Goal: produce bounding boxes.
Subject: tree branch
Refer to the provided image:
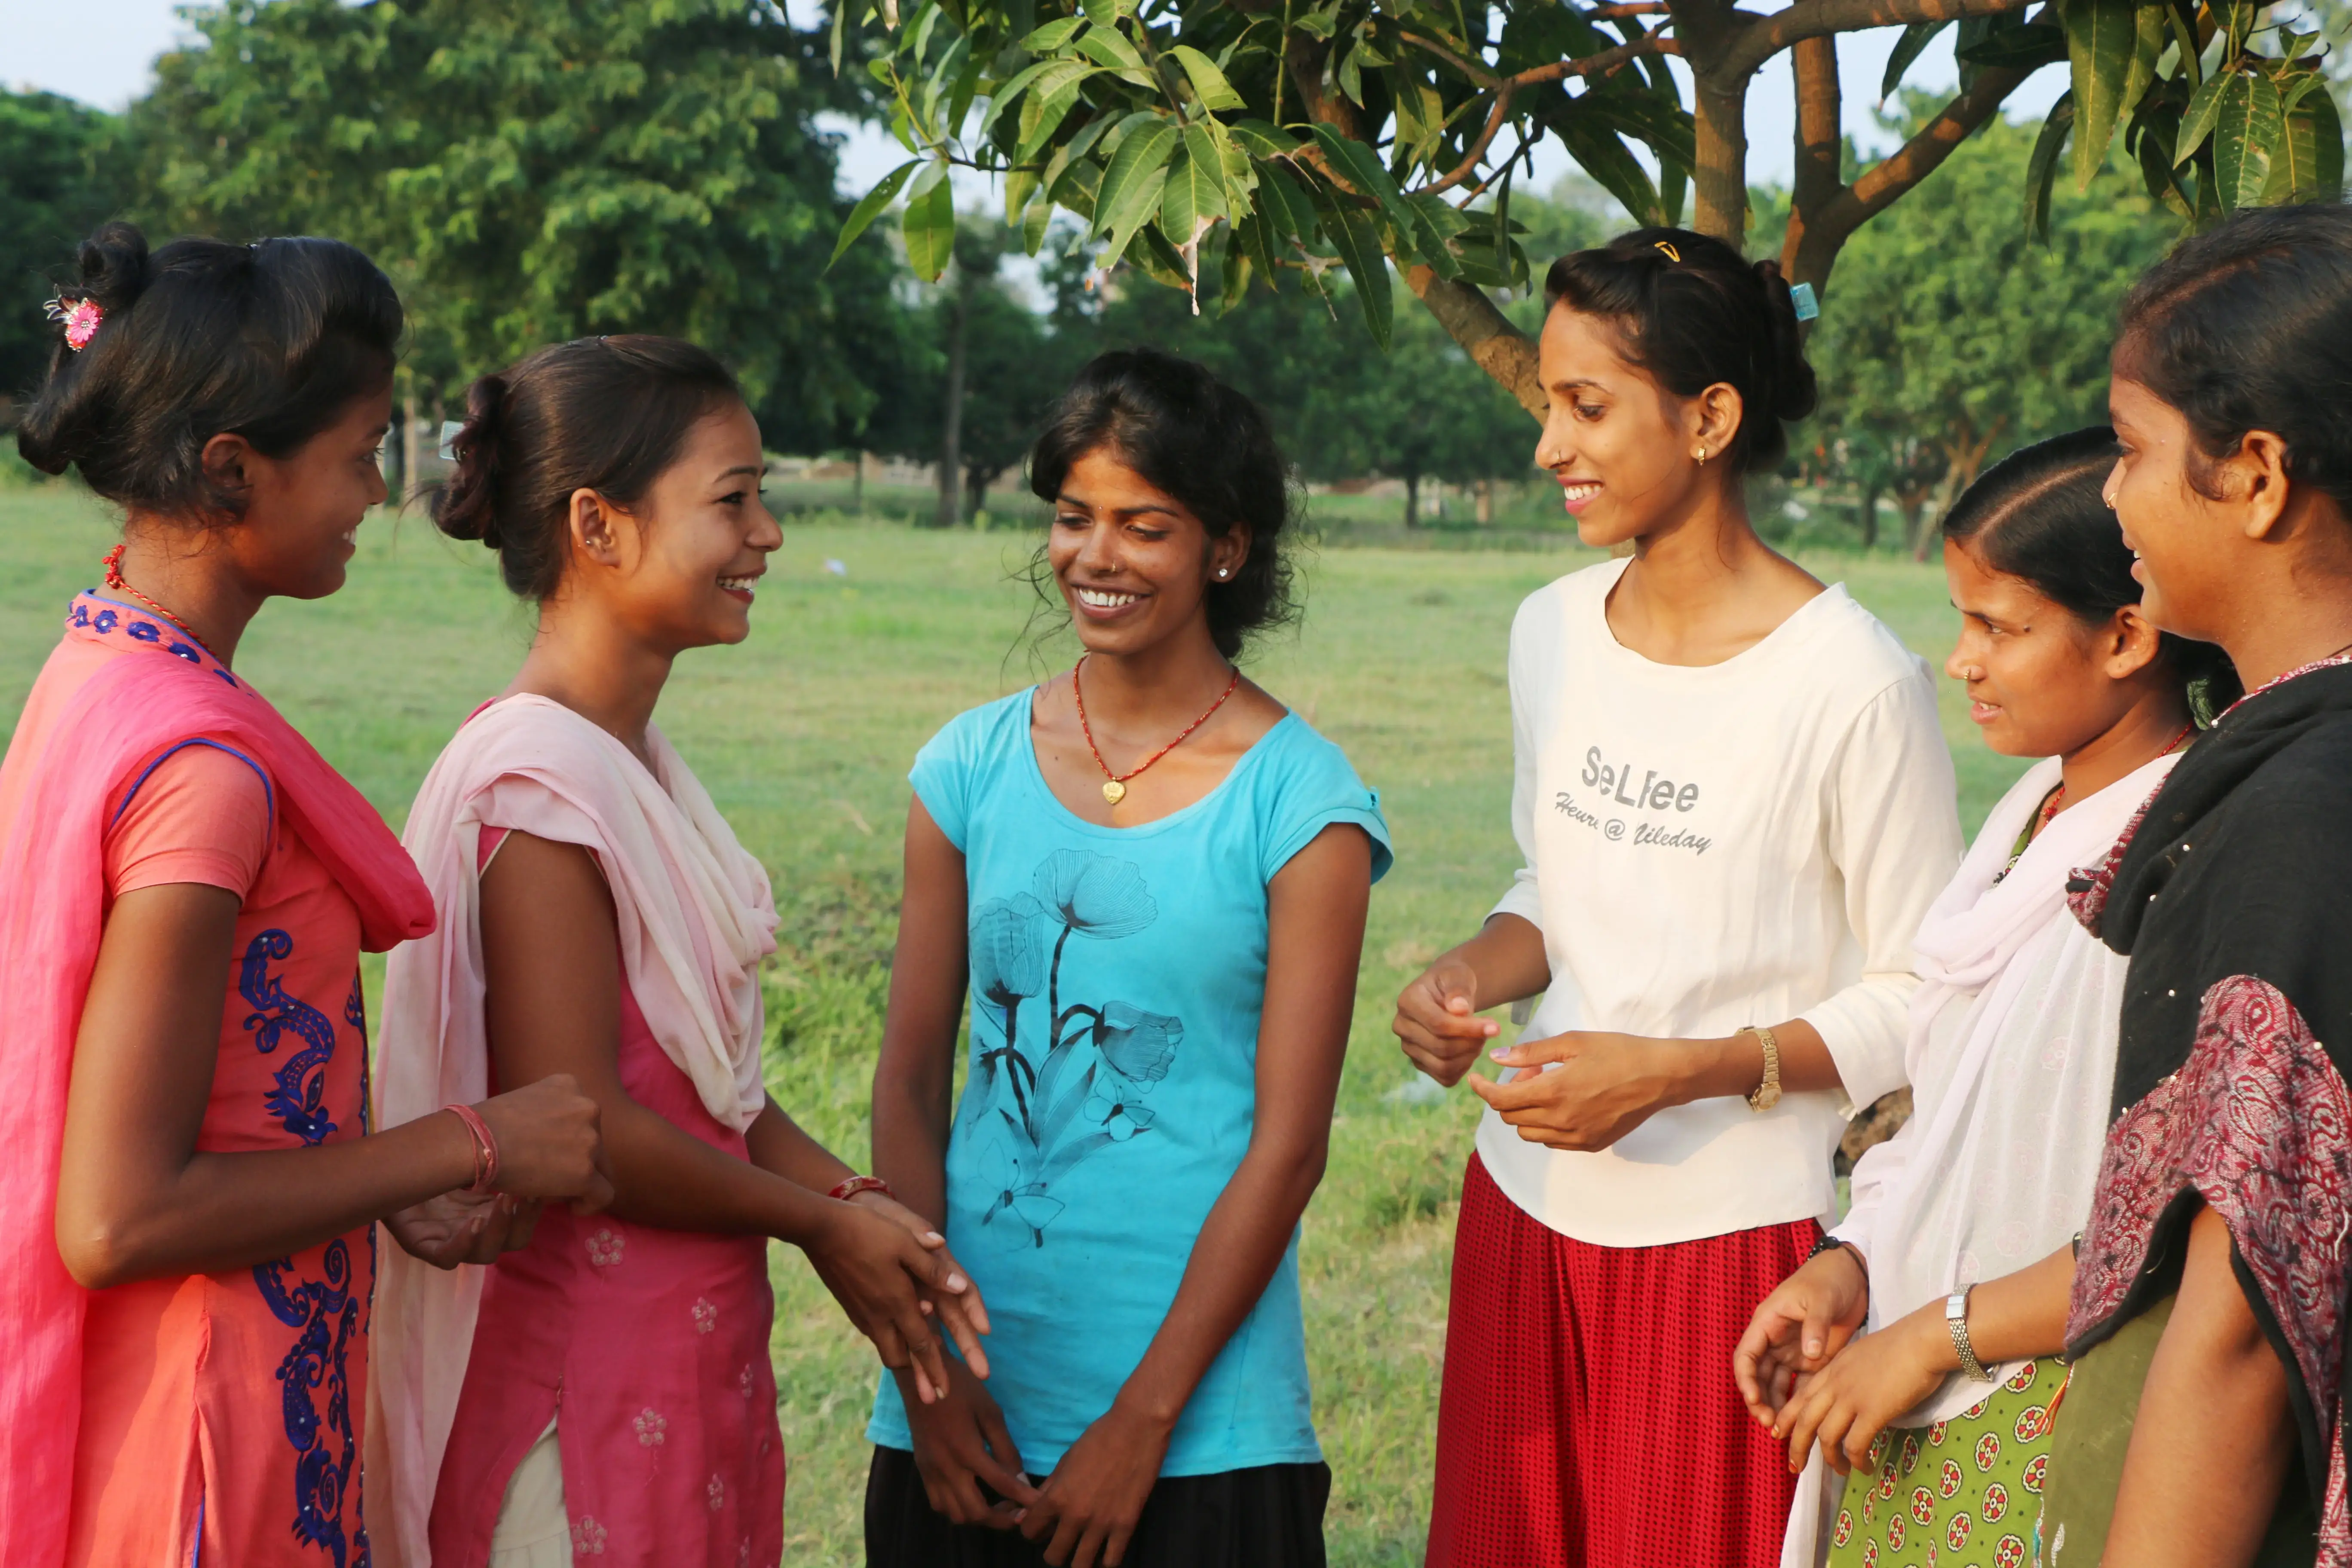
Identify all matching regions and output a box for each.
[1781,49,2034,287]
[1420,82,1518,193]
[1507,33,1681,86]
[1712,0,2026,84]
[1405,267,1545,419]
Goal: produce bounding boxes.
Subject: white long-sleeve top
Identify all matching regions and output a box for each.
[1476,558,1963,1246]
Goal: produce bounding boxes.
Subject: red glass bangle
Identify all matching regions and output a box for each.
[444,1102,500,1194]
[827,1175,892,1203]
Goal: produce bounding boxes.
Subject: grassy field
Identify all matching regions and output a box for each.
[0,484,2026,1565]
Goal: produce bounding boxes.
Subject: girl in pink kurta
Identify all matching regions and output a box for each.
[0,225,609,1568]
[373,336,991,1568]
[422,821,789,1568]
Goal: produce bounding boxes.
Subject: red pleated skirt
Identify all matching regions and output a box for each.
[1425,1153,1816,1568]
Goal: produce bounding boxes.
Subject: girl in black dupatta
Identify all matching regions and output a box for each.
[2040,205,2352,1568]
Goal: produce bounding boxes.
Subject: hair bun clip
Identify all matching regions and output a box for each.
[43,296,103,352]
[438,420,466,462]
[1652,240,1681,263]
[1789,282,1820,322]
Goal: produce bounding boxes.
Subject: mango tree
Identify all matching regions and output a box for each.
[832,0,2341,418]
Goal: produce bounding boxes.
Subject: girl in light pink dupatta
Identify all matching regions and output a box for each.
[371,337,990,1568]
[0,224,609,1568]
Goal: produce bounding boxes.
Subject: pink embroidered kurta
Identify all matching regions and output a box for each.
[0,592,434,1568]
[425,830,783,1568]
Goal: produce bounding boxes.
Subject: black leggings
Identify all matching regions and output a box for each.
[864,1444,1330,1568]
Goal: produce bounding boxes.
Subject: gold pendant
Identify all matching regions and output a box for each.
[1102,779,1127,804]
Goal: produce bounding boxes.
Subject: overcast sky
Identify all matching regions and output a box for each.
[3,0,2068,209]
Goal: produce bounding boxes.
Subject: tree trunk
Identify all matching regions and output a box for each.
[400,387,422,508]
[936,289,967,530]
[854,449,867,512]
[1856,484,1880,550]
[1403,474,1421,529]
[1689,72,1752,245]
[1405,268,1543,419]
[1476,478,1494,525]
[965,462,991,524]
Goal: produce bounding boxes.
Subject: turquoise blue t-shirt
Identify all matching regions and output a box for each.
[867,689,1391,1478]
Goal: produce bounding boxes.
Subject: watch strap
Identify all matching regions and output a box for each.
[1946,1288,1994,1382]
[1743,1024,1782,1112]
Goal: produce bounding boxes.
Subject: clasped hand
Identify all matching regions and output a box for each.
[1468,1030,1690,1152]
[1732,1248,1952,1476]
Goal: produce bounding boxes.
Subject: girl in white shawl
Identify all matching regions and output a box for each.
[370,338,987,1568]
[1733,429,2238,1568]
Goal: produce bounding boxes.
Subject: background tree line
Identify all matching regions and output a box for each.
[0,0,2308,542]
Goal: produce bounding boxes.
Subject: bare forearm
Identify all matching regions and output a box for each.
[1951,1244,2075,1363]
[2104,1204,2296,1567]
[60,1111,478,1288]
[1663,1017,1843,1101]
[598,1094,836,1244]
[744,1096,857,1194]
[870,1069,953,1228]
[1447,913,1552,1011]
[1114,1141,1327,1429]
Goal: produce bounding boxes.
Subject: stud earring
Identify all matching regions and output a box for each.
[1216,568,1230,579]
[1695,448,1709,466]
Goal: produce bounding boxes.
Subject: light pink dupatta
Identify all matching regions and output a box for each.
[368,695,776,1567]
[0,598,434,1568]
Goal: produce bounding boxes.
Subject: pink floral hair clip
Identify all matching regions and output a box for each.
[43,296,104,352]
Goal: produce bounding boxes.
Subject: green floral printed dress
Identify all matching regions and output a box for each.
[1824,1358,2067,1568]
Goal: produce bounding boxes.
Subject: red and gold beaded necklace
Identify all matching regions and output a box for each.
[1071,655,1242,805]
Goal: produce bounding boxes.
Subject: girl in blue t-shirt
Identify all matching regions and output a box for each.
[865,348,1390,1568]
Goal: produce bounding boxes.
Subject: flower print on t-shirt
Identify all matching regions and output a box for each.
[966,848,1184,1246]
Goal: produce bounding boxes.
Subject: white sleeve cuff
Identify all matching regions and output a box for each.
[1488,872,1543,930]
[1798,973,1917,1118]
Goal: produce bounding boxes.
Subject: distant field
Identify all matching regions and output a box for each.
[0,485,2024,1565]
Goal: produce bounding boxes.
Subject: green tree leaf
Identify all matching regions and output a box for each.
[1881,21,1950,103]
[1322,197,1392,348]
[2065,0,2138,190]
[2174,69,2230,164]
[2026,91,2075,240]
[1022,16,1084,51]
[2311,89,2345,199]
[1092,114,1180,243]
[1167,44,1246,111]
[1159,129,1229,245]
[903,162,958,280]
[2210,70,2282,210]
[833,158,922,267]
[2120,2,2167,122]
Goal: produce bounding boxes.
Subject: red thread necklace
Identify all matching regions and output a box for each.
[1071,655,1241,805]
[103,544,221,664]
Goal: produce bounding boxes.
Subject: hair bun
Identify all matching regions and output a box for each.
[1751,258,1820,425]
[75,221,153,314]
[430,375,508,547]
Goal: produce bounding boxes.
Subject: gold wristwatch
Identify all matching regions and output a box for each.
[1741,1024,1782,1112]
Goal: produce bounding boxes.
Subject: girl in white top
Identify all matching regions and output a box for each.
[1733,429,2234,1568]
[1393,228,1962,1568]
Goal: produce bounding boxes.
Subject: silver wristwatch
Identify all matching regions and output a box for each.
[1946,1288,1995,1382]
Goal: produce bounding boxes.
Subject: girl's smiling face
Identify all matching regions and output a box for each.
[1942,536,2161,760]
[579,400,781,651]
[1046,446,1246,658]
[2104,376,2242,645]
[199,385,394,600]
[1532,304,1734,550]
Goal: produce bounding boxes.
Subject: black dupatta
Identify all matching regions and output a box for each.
[2064,654,2352,1558]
